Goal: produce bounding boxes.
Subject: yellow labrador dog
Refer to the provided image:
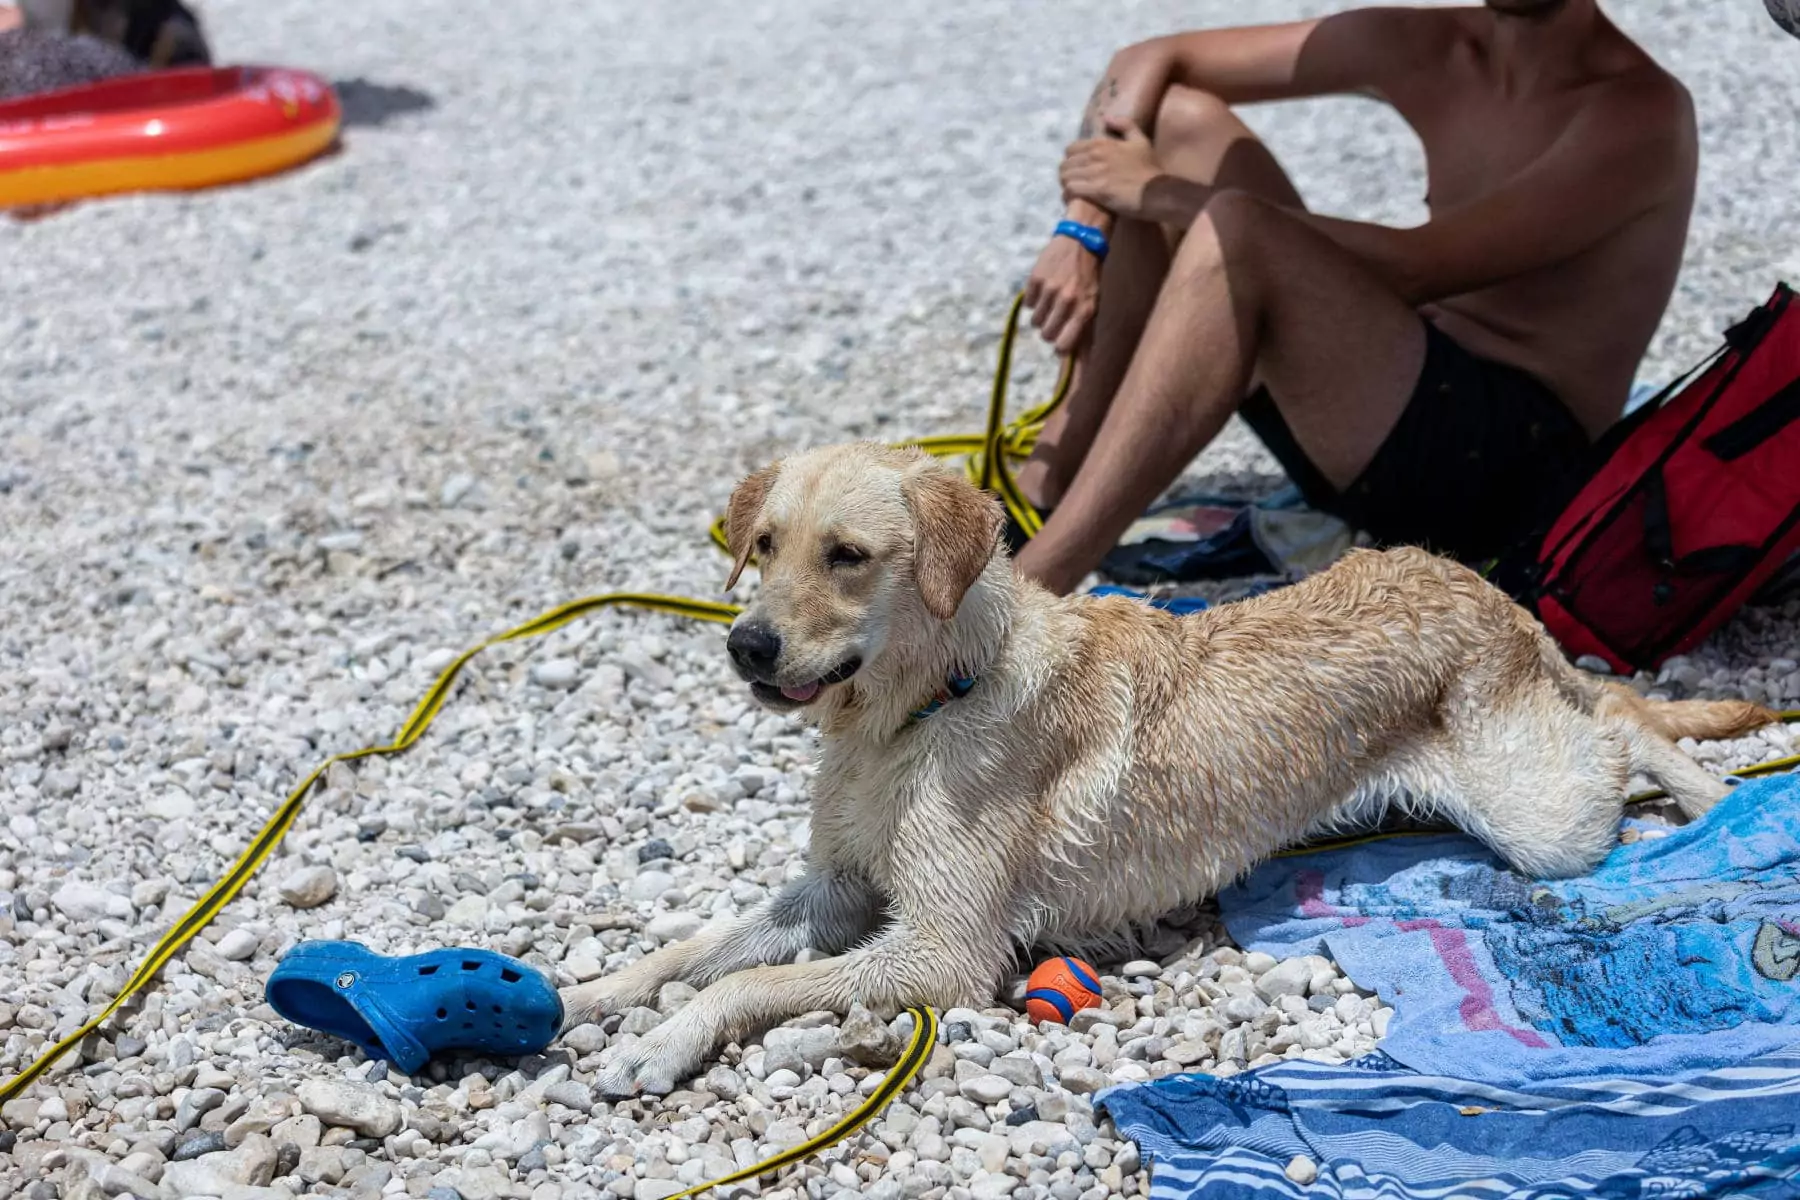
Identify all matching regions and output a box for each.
[570,442,1774,1096]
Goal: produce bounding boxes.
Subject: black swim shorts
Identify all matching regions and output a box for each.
[1239,319,1595,564]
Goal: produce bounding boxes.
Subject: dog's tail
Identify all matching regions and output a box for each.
[1598,682,1780,743]
[1530,620,1780,741]
[1527,615,1779,741]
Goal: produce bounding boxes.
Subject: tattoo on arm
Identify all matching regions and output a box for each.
[1077,75,1118,140]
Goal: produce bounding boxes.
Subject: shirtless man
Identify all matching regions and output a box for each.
[1011,0,1697,595]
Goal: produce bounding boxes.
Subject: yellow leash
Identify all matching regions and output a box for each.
[0,594,745,1104]
[668,1006,940,1200]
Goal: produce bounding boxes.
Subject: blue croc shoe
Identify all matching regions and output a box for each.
[265,941,563,1074]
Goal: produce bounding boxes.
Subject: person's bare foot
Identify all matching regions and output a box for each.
[0,6,23,33]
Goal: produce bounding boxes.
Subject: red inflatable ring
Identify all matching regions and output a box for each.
[0,65,340,208]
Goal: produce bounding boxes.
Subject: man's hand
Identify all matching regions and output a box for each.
[1025,234,1102,354]
[1060,118,1161,220]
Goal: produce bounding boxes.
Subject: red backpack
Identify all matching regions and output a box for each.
[1498,282,1800,675]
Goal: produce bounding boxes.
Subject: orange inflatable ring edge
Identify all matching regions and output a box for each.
[0,64,341,208]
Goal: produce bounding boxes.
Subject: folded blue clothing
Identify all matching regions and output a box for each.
[1216,774,1800,1088]
[1098,1044,1800,1199]
[1085,584,1211,615]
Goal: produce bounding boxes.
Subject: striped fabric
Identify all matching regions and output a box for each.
[1099,1045,1800,1198]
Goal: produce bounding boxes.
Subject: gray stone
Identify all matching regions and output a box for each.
[176,1087,227,1131]
[762,1025,840,1075]
[297,1146,348,1185]
[161,1154,235,1197]
[532,659,581,690]
[296,1080,402,1138]
[562,1023,608,1053]
[989,1055,1042,1088]
[215,928,260,961]
[271,1113,323,1150]
[1056,1067,1111,1095]
[231,1134,279,1187]
[629,871,675,901]
[841,1001,903,1067]
[644,911,702,943]
[703,1066,744,1101]
[1163,1039,1209,1066]
[543,1080,593,1111]
[172,1129,228,1161]
[1255,958,1313,1001]
[1068,1008,1121,1034]
[277,866,338,909]
[52,882,131,922]
[957,1074,1014,1105]
[619,1007,664,1036]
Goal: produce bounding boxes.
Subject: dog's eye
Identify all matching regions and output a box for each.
[827,544,868,568]
[754,533,773,557]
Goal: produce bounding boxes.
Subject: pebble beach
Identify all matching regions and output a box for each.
[4,1,1800,1197]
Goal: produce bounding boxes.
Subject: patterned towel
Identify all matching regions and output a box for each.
[1098,1044,1800,1199]
[1217,775,1800,1087]
[1098,773,1800,1198]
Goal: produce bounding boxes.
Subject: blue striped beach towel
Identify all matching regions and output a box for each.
[1098,1045,1800,1198]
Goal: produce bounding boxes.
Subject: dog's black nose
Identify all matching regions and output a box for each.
[727,622,782,675]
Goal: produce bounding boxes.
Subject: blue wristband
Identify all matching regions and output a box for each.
[1054,219,1109,260]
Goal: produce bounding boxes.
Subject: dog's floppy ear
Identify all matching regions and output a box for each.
[906,467,1002,620]
[723,463,780,591]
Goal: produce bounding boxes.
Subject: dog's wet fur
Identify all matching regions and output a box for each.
[567,441,1777,1095]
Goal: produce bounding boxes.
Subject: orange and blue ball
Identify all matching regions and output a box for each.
[1024,956,1104,1024]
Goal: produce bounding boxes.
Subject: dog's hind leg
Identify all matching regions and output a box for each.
[1516,625,1752,824]
[1395,690,1634,879]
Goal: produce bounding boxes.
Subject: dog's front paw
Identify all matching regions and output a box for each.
[557,984,614,1032]
[593,1035,691,1099]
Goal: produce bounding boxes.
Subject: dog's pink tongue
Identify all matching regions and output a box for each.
[780,681,821,703]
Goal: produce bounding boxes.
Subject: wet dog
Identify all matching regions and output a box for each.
[567,441,1775,1095]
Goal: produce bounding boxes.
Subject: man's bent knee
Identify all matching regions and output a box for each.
[1152,85,1236,153]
